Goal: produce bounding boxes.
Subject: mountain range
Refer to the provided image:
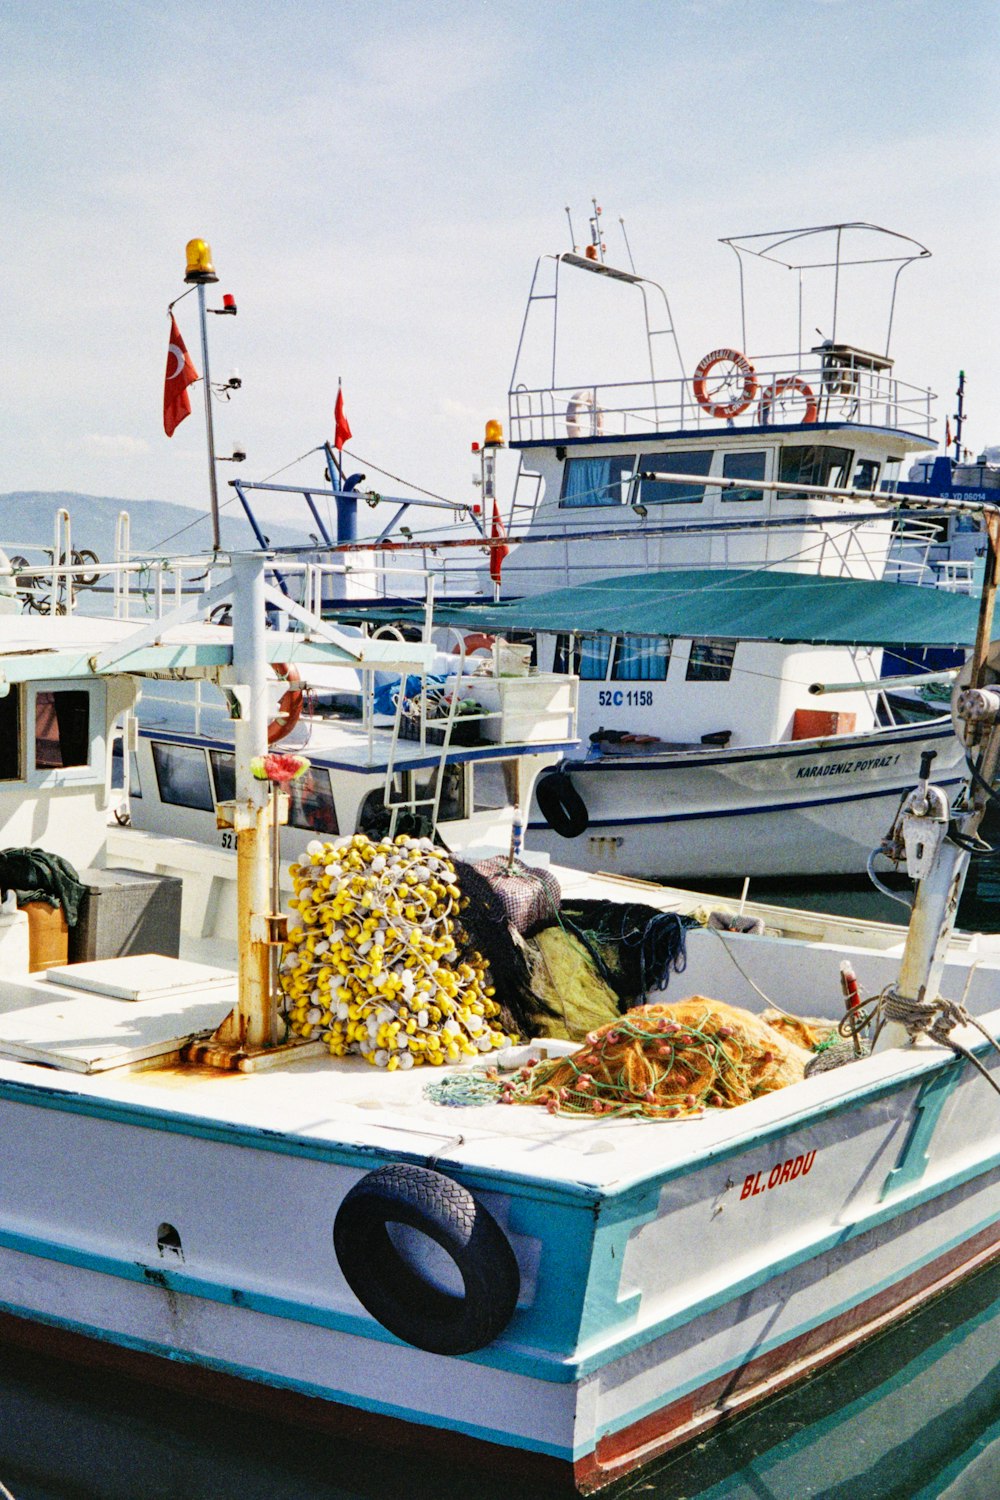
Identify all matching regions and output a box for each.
[0,490,312,565]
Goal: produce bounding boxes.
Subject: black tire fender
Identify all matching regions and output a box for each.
[535,769,589,839]
[333,1163,520,1355]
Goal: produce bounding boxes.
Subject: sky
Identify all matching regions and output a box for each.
[2,0,998,549]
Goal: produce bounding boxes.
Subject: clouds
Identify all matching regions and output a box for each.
[0,0,998,520]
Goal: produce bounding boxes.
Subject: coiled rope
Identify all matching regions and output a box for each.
[852,985,1000,1098]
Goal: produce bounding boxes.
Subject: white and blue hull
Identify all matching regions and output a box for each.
[529,720,965,879]
[1,921,997,1492]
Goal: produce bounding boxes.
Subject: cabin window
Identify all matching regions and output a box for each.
[777,445,853,495]
[560,456,634,507]
[880,458,903,493]
[35,690,89,769]
[151,742,215,812]
[110,738,142,798]
[636,450,713,505]
[209,749,235,804]
[24,680,106,788]
[553,634,611,679]
[721,450,767,502]
[686,640,736,682]
[611,636,671,681]
[288,765,340,834]
[0,689,20,780]
[852,459,880,491]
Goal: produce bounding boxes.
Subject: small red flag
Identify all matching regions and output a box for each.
[489,497,509,586]
[334,385,352,450]
[945,417,953,450]
[163,315,199,437]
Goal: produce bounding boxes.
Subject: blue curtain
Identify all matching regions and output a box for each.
[561,459,623,507]
[613,636,670,681]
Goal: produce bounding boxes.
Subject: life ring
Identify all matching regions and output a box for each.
[333,1164,520,1356]
[535,769,589,839]
[267,662,304,745]
[692,349,758,419]
[452,633,497,657]
[565,391,605,439]
[757,376,818,426]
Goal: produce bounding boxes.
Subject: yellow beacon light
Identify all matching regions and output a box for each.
[184,238,219,284]
[484,418,505,447]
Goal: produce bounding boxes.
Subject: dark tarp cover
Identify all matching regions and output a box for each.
[0,848,85,925]
[411,569,980,648]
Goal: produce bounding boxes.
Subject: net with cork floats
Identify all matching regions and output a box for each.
[427,998,824,1117]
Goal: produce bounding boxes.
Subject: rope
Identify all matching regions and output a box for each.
[875,985,1000,1097]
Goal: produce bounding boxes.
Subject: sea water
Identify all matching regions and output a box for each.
[0,1260,996,1499]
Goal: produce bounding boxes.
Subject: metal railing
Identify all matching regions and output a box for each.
[509,350,935,444]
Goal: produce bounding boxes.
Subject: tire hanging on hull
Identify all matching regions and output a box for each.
[333,1163,520,1355]
[535,770,589,839]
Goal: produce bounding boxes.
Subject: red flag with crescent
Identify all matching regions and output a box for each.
[334,385,352,450]
[489,497,509,585]
[163,315,200,437]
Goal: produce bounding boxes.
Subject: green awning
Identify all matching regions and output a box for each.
[418,569,979,649]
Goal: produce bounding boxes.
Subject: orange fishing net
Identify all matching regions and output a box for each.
[503,997,812,1119]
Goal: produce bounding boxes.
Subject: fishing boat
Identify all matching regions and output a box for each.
[0,525,998,1494]
[472,219,973,878]
[212,219,972,882]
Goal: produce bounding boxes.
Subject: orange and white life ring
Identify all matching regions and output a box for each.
[267,662,304,745]
[692,349,758,419]
[565,391,605,438]
[757,377,819,426]
[452,633,497,657]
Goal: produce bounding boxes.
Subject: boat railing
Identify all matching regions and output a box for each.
[509,351,935,443]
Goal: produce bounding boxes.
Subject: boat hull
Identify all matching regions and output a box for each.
[0,1014,996,1493]
[528,722,964,878]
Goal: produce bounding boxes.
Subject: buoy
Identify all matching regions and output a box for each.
[692,349,758,419]
[267,662,304,745]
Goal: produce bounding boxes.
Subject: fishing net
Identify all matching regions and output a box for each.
[451,858,553,1037]
[279,834,515,1067]
[502,997,813,1118]
[527,899,696,1009]
[526,927,622,1039]
[471,854,561,932]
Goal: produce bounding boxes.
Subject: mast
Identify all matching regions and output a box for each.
[874,509,1000,1050]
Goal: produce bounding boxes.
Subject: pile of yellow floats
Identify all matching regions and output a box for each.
[280,834,514,1068]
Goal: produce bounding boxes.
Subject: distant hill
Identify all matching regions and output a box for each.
[0,491,312,564]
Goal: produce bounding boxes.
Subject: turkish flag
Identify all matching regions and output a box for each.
[334,386,352,450]
[163,316,199,437]
[489,497,509,586]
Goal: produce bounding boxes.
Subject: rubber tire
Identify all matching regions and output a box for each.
[333,1164,520,1355]
[535,770,589,839]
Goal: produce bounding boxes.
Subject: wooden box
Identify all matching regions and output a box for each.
[791,708,857,741]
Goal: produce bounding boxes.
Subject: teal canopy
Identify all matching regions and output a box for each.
[420,569,979,648]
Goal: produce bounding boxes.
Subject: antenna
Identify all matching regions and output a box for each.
[619,216,637,274]
[589,198,606,263]
[564,205,577,252]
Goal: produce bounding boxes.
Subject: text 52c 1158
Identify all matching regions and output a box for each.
[598,689,654,708]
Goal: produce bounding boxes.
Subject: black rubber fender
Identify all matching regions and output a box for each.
[333,1163,520,1355]
[535,769,589,839]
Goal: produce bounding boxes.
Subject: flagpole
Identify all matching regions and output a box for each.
[183,239,223,552]
[197,282,222,551]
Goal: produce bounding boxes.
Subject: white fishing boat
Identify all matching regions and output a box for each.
[462,220,968,879]
[210,221,971,881]
[0,525,998,1494]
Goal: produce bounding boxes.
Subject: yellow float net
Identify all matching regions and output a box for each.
[504,998,813,1119]
[279,834,515,1068]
